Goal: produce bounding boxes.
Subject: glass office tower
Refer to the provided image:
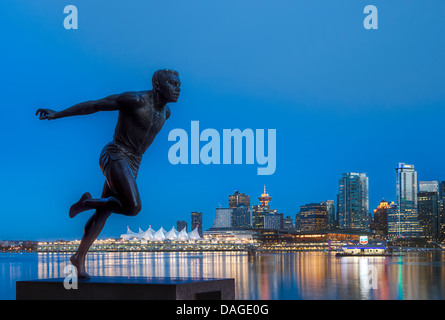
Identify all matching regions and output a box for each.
[418,180,440,239]
[337,173,369,231]
[395,163,421,238]
[298,202,328,232]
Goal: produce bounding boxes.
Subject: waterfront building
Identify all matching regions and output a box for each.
[418,181,440,239]
[298,202,328,232]
[338,245,387,256]
[252,205,267,229]
[337,172,369,231]
[254,230,375,247]
[283,216,294,230]
[372,198,392,237]
[229,191,250,208]
[264,212,283,230]
[418,191,440,240]
[231,203,251,229]
[295,213,301,232]
[203,229,257,242]
[440,181,445,240]
[440,181,445,200]
[387,203,400,238]
[419,181,439,193]
[335,194,340,228]
[323,200,335,229]
[213,206,233,229]
[191,211,203,237]
[395,163,422,238]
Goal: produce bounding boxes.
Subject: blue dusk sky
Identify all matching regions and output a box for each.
[0,1,444,241]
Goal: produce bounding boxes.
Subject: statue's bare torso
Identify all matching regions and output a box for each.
[113,90,170,157]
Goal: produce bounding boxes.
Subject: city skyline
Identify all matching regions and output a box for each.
[209,163,443,235]
[1,1,444,241]
[1,160,444,241]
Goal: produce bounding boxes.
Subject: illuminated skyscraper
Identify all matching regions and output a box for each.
[394,163,421,238]
[323,200,335,229]
[258,185,272,208]
[418,180,440,239]
[229,191,250,209]
[191,211,203,237]
[419,181,439,193]
[439,181,445,200]
[231,204,251,229]
[176,220,188,233]
[387,202,400,238]
[418,191,440,240]
[298,202,328,232]
[252,185,277,229]
[283,216,294,230]
[440,181,445,240]
[264,212,283,230]
[213,205,233,229]
[372,198,392,237]
[337,172,369,231]
[252,206,272,229]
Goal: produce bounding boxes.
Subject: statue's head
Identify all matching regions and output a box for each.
[152,69,181,103]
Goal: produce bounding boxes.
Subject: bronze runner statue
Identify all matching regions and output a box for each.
[35,69,181,279]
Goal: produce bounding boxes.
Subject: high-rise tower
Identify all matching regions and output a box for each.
[394,163,421,238]
[258,185,272,208]
[372,198,392,236]
[191,211,203,237]
[252,185,278,229]
[337,172,369,230]
[229,191,250,209]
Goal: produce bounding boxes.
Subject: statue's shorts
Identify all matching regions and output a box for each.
[99,142,142,180]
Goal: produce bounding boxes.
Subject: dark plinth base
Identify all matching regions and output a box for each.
[16,276,235,300]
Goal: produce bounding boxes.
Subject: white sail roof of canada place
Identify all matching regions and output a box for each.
[188,227,202,240]
[120,227,141,240]
[142,227,155,240]
[153,227,166,240]
[177,228,189,240]
[121,226,202,241]
[165,227,178,240]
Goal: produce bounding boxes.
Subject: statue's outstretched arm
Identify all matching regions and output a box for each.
[36,94,121,120]
[36,91,143,120]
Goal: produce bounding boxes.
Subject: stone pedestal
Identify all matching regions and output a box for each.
[16,276,235,300]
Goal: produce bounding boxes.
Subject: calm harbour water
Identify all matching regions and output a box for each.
[1,251,445,300]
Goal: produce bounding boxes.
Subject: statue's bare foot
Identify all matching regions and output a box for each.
[69,192,92,218]
[70,254,90,280]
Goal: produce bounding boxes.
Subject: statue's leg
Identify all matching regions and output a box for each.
[70,182,113,279]
[69,192,93,218]
[69,160,141,217]
[70,160,141,278]
[82,159,142,216]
